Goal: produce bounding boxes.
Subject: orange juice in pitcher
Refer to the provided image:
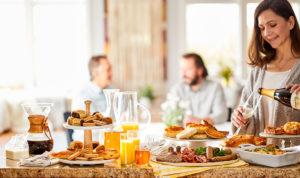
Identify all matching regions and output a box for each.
[114,91,151,133]
[121,123,139,133]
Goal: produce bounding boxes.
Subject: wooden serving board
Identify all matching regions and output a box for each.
[151,157,239,167]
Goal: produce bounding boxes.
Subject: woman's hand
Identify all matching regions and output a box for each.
[232,106,249,128]
[286,84,300,93]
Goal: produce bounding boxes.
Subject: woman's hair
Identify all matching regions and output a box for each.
[248,0,300,67]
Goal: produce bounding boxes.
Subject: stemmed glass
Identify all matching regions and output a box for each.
[233,92,262,135]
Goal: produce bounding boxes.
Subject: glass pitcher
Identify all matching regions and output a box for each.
[22,103,54,155]
[103,89,120,123]
[114,91,151,132]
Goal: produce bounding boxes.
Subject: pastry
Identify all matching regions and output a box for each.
[75,157,88,161]
[93,120,107,126]
[264,126,285,135]
[225,135,266,147]
[176,128,198,139]
[91,157,104,160]
[82,122,96,127]
[164,126,184,138]
[186,123,210,134]
[71,110,87,119]
[103,149,119,160]
[205,128,227,139]
[92,112,104,120]
[50,150,74,159]
[68,141,83,151]
[94,145,105,154]
[102,117,113,124]
[84,153,99,158]
[67,117,82,126]
[283,121,300,135]
[191,133,207,139]
[92,141,99,149]
[253,136,266,146]
[68,151,82,160]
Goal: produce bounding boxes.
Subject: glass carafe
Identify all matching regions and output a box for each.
[22,103,54,155]
[103,89,120,123]
[114,91,151,132]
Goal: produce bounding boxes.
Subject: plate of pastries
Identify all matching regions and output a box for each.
[50,141,119,165]
[260,121,300,138]
[224,134,266,148]
[65,100,113,130]
[164,121,229,141]
[153,145,238,166]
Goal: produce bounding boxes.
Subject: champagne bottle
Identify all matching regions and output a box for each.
[258,88,300,109]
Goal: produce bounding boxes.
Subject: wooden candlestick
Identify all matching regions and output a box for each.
[84,100,92,116]
[84,130,93,154]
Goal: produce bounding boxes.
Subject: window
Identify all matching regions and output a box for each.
[0,1,28,87]
[0,0,90,92]
[186,3,239,77]
[33,0,89,90]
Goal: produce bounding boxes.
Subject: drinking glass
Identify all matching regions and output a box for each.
[135,148,150,166]
[120,133,135,165]
[234,92,261,135]
[128,130,140,151]
[104,131,121,153]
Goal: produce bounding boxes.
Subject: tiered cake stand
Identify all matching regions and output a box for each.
[61,123,114,165]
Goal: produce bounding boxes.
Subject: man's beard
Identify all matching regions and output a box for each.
[185,75,200,86]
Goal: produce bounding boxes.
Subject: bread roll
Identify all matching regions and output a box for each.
[164,126,184,138]
[176,128,197,139]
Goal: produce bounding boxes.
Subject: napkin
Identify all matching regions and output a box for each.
[20,152,59,167]
[150,159,248,178]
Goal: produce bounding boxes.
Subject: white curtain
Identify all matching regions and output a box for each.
[106,0,167,94]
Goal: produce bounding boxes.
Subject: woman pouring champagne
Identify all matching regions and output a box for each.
[231,0,300,144]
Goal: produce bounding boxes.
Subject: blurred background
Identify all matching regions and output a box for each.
[1,0,300,144]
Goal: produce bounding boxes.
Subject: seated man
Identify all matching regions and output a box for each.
[72,55,113,113]
[169,52,228,125]
[71,55,113,141]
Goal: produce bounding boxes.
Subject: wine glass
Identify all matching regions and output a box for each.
[233,92,261,135]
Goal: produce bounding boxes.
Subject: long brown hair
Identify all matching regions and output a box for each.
[248,0,300,67]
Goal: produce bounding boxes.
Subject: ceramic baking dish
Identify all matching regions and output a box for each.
[236,144,300,167]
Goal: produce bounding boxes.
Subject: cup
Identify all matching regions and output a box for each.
[104,131,121,153]
[135,148,150,166]
[120,133,135,165]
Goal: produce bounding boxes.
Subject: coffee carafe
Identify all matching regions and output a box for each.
[22,103,54,155]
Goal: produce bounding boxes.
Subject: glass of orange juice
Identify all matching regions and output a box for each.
[120,133,135,166]
[104,131,121,153]
[128,130,140,151]
[135,148,150,166]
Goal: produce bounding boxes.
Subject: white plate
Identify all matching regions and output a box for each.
[63,123,113,130]
[259,132,300,139]
[59,158,115,165]
[152,157,239,167]
[163,135,225,142]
